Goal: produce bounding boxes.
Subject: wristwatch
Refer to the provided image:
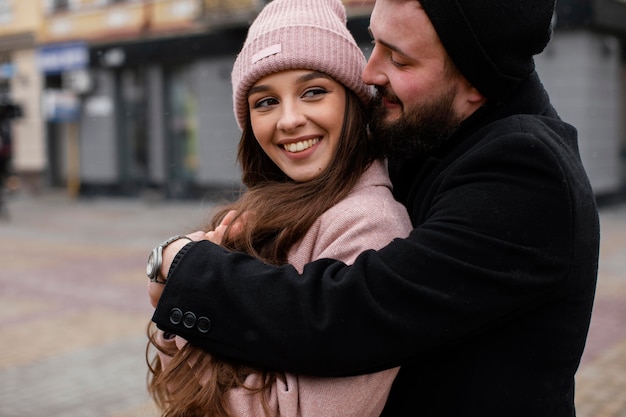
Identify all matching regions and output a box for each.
[147,235,192,283]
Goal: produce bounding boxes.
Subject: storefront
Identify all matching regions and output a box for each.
[39,41,89,194]
[78,30,249,198]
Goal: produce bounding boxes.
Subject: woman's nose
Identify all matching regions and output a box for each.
[276,104,306,131]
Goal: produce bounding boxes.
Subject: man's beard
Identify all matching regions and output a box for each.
[369,86,463,160]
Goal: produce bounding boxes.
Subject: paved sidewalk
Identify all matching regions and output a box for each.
[0,192,625,416]
[0,192,213,417]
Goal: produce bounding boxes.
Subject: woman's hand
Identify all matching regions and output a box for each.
[205,210,242,244]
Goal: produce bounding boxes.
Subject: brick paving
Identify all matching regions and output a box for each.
[0,193,211,417]
[0,192,625,416]
[574,203,626,417]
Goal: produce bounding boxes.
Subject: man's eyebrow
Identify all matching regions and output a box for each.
[368,26,410,58]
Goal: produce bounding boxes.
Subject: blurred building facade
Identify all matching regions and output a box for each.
[0,0,625,200]
[535,0,626,199]
[38,0,267,199]
[0,0,45,192]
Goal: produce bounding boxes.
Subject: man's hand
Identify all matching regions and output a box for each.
[148,212,244,308]
[148,231,205,308]
[148,279,165,308]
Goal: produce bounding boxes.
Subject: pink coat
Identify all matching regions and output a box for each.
[156,159,412,416]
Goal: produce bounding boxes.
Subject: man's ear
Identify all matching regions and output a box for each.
[456,81,487,120]
[467,85,486,105]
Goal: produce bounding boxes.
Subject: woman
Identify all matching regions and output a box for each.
[147,0,412,416]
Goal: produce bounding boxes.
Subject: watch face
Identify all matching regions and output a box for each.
[147,250,157,278]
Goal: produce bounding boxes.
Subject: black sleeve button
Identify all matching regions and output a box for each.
[183,311,197,329]
[196,317,212,333]
[169,308,183,325]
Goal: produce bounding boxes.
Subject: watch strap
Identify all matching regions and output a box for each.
[151,271,168,285]
[160,235,192,249]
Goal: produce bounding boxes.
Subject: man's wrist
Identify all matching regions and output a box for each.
[160,238,194,281]
[166,241,195,278]
[147,235,192,284]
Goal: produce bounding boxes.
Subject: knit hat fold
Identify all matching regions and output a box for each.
[231,0,370,129]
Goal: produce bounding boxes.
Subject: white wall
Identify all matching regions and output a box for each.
[535,30,623,195]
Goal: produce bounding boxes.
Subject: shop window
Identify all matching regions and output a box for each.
[555,0,593,28]
[593,0,626,35]
[51,0,70,12]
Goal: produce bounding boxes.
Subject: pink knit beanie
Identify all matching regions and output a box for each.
[231,0,371,129]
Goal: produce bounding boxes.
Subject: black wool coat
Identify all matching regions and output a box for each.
[154,71,600,417]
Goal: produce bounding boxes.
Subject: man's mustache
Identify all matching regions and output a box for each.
[374,86,401,106]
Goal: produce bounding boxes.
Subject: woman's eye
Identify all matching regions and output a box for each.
[303,88,329,98]
[253,97,278,108]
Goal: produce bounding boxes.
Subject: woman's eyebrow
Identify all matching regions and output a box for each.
[248,84,271,96]
[248,71,331,98]
[295,71,332,84]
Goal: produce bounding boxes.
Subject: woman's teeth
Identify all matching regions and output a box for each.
[284,138,319,153]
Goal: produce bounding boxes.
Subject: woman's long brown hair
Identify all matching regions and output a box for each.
[147,89,380,417]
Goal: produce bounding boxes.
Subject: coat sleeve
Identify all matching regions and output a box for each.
[153,130,599,377]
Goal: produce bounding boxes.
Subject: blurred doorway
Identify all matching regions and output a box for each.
[163,64,199,198]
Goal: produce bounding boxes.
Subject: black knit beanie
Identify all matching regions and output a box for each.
[419,0,556,102]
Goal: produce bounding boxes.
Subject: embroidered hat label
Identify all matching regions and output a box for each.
[252,44,282,64]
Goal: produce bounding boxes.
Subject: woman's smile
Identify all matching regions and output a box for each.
[282,137,321,153]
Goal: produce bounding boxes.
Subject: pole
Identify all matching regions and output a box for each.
[66,122,80,198]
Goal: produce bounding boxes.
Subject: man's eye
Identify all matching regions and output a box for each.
[390,56,407,67]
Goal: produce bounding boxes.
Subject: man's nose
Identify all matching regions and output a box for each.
[362,46,386,87]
